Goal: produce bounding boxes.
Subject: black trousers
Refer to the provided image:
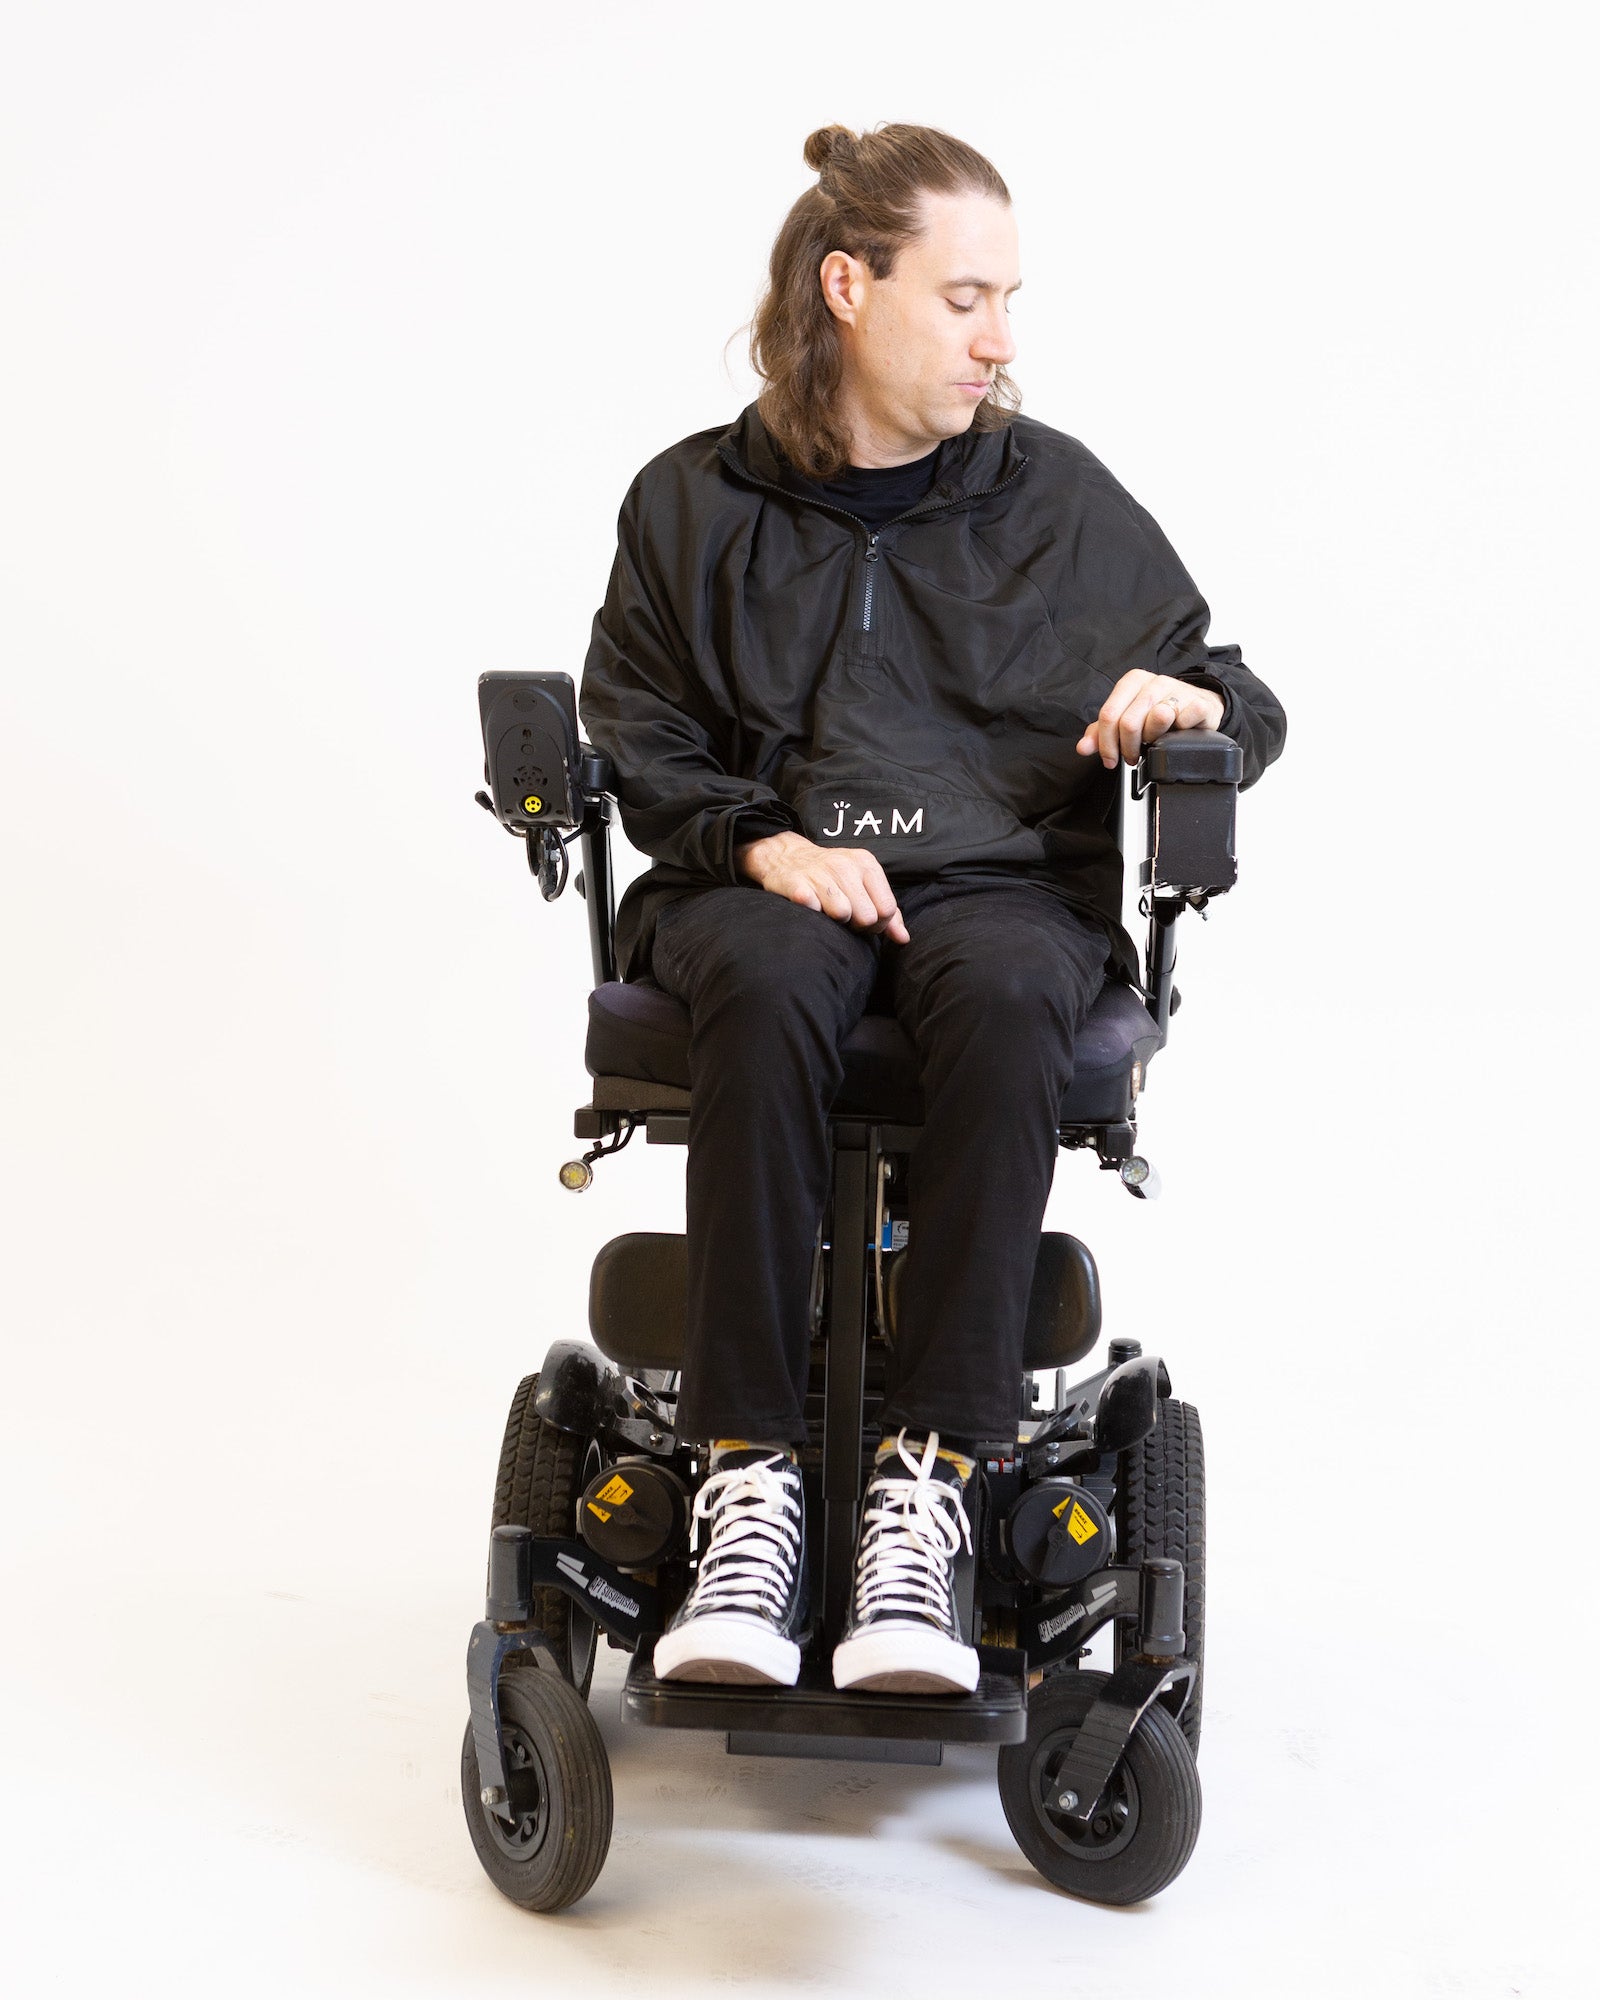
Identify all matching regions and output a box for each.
[649,877,1111,1445]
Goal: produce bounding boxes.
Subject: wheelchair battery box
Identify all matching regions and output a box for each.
[479,670,585,830]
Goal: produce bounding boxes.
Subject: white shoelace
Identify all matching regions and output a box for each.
[851,1430,974,1629]
[683,1455,802,1622]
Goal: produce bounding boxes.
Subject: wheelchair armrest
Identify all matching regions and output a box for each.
[1134,728,1240,901]
[1130,729,1243,1045]
[1135,728,1242,790]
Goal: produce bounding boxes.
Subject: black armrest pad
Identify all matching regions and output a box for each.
[1140,729,1242,787]
[578,744,614,793]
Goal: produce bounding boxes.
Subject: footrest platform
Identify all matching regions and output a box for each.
[622,1644,1028,1744]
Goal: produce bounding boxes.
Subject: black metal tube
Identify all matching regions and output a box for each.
[1143,900,1181,1043]
[822,1136,876,1642]
[486,1524,533,1625]
[579,797,617,988]
[1136,1556,1185,1659]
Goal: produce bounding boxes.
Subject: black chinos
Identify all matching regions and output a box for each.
[650,876,1110,1445]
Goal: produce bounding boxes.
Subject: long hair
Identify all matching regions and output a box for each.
[749,123,1020,478]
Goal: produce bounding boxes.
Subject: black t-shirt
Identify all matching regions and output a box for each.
[784,443,944,528]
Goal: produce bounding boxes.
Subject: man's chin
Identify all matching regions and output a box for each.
[920,404,980,443]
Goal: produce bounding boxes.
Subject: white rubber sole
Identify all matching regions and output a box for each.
[831,1622,981,1695]
[652,1614,802,1687]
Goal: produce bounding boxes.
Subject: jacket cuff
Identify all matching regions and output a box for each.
[1175,671,1237,741]
[723,802,804,883]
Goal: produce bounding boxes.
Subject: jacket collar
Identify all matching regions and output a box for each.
[716,401,1027,511]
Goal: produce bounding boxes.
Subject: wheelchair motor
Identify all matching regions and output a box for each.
[577,1459,690,1571]
[1005,1480,1114,1589]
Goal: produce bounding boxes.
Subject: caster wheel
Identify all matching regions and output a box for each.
[999,1669,1200,1905]
[492,1372,602,1696]
[461,1663,613,1912]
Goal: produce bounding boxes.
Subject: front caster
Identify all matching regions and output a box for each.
[460,1663,613,1912]
[998,1669,1200,1905]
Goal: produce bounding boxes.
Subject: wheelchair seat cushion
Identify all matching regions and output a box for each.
[585,976,1161,1127]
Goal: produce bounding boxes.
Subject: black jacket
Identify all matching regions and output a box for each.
[579,403,1286,987]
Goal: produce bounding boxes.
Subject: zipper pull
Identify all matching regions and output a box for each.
[865,535,880,561]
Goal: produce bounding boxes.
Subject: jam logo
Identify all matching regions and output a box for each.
[820,801,925,839]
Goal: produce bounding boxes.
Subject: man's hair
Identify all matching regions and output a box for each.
[749,122,1020,478]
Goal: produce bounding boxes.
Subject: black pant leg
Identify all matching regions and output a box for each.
[877,884,1110,1438]
[649,887,880,1444]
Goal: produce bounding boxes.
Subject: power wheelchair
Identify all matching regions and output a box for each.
[461,670,1242,1913]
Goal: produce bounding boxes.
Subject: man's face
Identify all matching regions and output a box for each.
[824,191,1021,463]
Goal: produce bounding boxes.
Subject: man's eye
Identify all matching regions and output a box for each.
[947,300,977,314]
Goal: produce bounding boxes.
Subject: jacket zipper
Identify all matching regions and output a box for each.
[715,448,1029,642]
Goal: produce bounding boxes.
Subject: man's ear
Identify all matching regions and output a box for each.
[819,249,867,327]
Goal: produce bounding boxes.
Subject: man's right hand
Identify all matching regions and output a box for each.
[734,830,910,943]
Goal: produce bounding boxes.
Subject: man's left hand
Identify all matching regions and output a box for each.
[1075,672,1225,769]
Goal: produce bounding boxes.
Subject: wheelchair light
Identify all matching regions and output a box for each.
[1118,1156,1161,1200]
[558,1159,595,1192]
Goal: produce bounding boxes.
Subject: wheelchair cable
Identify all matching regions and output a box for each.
[872,1154,890,1339]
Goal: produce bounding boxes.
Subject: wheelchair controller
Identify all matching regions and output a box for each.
[462,670,1242,1914]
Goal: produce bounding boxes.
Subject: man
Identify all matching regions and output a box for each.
[579,123,1286,1697]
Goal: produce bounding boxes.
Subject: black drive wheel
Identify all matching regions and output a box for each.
[492,1372,600,1698]
[460,1663,613,1913]
[1116,1396,1205,1751]
[999,1669,1201,1905]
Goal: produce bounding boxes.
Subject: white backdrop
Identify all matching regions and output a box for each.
[2,4,1594,1994]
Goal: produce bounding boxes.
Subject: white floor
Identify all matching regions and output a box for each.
[0,1548,1569,1999]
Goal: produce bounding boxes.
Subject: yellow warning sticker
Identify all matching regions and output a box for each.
[595,1473,635,1507]
[1065,1501,1099,1545]
[586,1501,612,1522]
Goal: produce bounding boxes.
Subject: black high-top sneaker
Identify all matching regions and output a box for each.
[831,1430,980,1695]
[652,1446,810,1686]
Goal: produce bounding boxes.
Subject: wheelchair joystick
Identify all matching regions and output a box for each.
[1118,1156,1161,1200]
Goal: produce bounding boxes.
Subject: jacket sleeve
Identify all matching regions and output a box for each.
[578,472,803,882]
[1070,454,1288,790]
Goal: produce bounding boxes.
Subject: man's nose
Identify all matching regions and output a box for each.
[971,305,1016,368]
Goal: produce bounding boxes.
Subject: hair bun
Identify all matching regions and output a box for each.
[803,124,858,174]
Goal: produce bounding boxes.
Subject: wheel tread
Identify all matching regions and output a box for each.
[490,1373,594,1696]
[1118,1398,1205,1751]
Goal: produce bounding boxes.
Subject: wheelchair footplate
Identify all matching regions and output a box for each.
[622,1641,1029,1747]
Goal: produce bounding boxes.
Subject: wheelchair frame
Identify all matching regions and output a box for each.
[463,670,1242,1910]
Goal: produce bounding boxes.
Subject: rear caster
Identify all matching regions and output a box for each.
[461,1663,613,1912]
[998,1669,1200,1904]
